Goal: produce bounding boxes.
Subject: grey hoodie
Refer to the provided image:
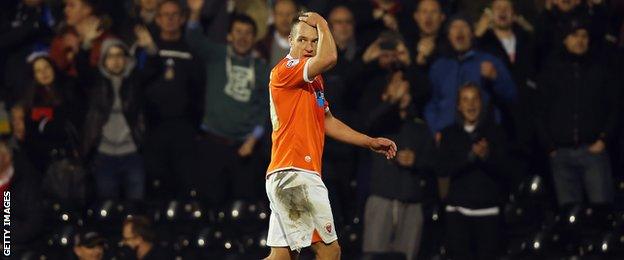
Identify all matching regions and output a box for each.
[97,38,138,156]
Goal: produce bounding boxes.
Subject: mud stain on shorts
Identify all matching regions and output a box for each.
[274,172,314,221]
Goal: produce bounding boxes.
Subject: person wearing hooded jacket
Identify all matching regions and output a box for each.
[81,37,159,201]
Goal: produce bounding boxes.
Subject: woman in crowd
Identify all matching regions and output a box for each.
[14,53,81,173]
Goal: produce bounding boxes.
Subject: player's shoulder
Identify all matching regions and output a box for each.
[274,55,307,72]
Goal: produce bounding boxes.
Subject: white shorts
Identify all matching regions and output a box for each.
[265,170,338,251]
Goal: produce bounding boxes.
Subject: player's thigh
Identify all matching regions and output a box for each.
[311,240,341,260]
[265,247,299,260]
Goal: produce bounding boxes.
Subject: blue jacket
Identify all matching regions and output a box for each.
[424,50,516,133]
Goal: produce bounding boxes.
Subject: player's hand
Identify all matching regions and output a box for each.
[369,137,397,160]
[238,136,257,157]
[298,12,326,28]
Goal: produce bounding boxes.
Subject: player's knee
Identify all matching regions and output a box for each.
[317,242,341,260]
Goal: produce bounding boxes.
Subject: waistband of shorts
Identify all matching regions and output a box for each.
[266,167,321,179]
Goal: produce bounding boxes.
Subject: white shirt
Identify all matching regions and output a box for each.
[499,35,517,63]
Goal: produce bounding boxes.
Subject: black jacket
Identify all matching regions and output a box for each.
[476,27,539,148]
[367,102,435,202]
[22,74,83,172]
[81,74,145,158]
[537,50,619,152]
[437,121,510,208]
[81,40,160,158]
[142,38,204,129]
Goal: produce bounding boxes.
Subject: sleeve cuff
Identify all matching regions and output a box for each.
[303,58,313,83]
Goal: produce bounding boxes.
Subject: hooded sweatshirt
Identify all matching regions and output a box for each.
[96,38,137,155]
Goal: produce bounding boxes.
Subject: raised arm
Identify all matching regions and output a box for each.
[298,12,338,79]
[186,0,223,59]
[325,111,397,159]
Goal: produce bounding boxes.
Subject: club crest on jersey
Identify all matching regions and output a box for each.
[286,59,300,68]
[315,90,325,108]
[325,222,333,234]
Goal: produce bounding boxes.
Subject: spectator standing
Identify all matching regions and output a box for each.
[141,0,203,200]
[408,0,446,68]
[81,38,158,201]
[362,71,435,260]
[537,21,618,207]
[474,0,539,169]
[424,16,516,135]
[187,0,269,204]
[437,83,511,260]
[407,0,446,115]
[257,0,298,66]
[14,54,81,173]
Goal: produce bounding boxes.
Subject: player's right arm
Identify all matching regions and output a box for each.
[298,12,337,79]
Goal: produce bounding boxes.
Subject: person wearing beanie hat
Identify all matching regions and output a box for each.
[535,0,609,62]
[424,14,517,135]
[537,15,618,208]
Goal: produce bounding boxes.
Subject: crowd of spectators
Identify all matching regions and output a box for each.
[1,0,623,259]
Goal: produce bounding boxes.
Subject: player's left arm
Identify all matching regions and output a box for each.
[325,110,397,159]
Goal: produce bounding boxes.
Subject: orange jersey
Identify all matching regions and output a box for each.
[266,55,329,177]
